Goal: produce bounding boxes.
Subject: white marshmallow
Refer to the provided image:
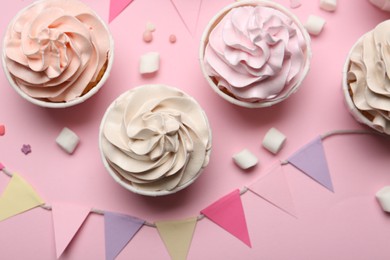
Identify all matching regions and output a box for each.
[376,186,390,213]
[304,15,326,36]
[139,52,160,74]
[233,149,258,170]
[320,0,337,12]
[262,128,286,154]
[56,127,80,154]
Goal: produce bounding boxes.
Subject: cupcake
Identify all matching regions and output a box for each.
[2,0,113,108]
[343,20,390,134]
[369,0,390,11]
[99,84,212,196]
[200,0,311,108]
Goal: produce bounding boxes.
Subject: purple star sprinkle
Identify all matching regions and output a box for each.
[21,144,32,155]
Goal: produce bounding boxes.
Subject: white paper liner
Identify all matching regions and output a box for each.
[99,85,212,197]
[199,0,312,108]
[1,0,114,108]
[342,33,388,134]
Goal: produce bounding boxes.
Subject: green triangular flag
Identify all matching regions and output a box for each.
[0,173,44,221]
[156,217,197,260]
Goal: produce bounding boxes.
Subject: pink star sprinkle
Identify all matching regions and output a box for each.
[21,144,32,155]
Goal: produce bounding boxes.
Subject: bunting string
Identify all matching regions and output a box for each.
[0,129,387,259]
[0,129,383,226]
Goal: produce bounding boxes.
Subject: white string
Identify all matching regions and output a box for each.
[0,129,383,228]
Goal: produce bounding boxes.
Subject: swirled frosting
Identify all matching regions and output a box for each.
[203,5,307,102]
[101,85,212,192]
[347,20,390,134]
[3,0,111,102]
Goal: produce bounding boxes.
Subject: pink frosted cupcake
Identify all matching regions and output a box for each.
[200,0,311,108]
[99,84,212,196]
[343,20,390,134]
[2,0,113,108]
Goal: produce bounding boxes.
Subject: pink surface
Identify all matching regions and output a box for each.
[1,0,390,259]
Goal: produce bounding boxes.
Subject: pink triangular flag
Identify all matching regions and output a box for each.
[201,189,251,247]
[104,212,145,260]
[109,0,134,23]
[51,203,91,258]
[248,164,296,216]
[288,136,334,192]
[170,0,202,34]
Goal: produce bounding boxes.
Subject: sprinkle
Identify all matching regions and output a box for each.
[0,125,5,136]
[143,30,153,43]
[21,144,32,155]
[146,21,156,32]
[0,162,4,170]
[169,34,177,43]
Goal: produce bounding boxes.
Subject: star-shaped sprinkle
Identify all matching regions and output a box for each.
[21,144,32,155]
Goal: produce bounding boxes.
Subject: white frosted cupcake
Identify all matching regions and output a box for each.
[99,84,212,196]
[2,0,114,108]
[200,0,311,108]
[369,0,390,11]
[343,20,390,134]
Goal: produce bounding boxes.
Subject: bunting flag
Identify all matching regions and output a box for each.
[0,173,44,221]
[248,164,296,216]
[170,0,202,34]
[104,211,145,260]
[51,202,91,258]
[201,189,251,247]
[288,136,334,192]
[109,0,134,23]
[155,217,197,260]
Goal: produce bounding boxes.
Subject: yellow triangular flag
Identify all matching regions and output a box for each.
[156,217,197,260]
[0,173,44,221]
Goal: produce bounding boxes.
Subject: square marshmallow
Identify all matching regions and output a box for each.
[320,0,337,12]
[56,127,80,154]
[233,149,258,170]
[139,52,160,74]
[262,127,287,154]
[304,15,326,36]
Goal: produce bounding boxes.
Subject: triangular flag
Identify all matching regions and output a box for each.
[155,217,197,260]
[109,0,134,23]
[0,173,44,221]
[104,211,145,260]
[170,0,202,34]
[248,164,296,216]
[288,136,334,192]
[51,202,91,258]
[201,189,251,247]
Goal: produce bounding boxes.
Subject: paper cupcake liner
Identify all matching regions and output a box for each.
[99,85,212,197]
[199,0,312,108]
[369,0,390,11]
[342,33,388,134]
[1,0,114,108]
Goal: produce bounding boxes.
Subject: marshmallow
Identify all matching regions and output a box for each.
[56,127,80,154]
[262,127,286,154]
[376,186,390,213]
[233,149,258,170]
[304,15,326,36]
[139,52,160,74]
[320,0,337,12]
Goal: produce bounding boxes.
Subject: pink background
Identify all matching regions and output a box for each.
[1,0,390,259]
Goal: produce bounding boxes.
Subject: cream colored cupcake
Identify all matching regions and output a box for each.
[200,0,311,108]
[343,20,390,134]
[99,84,212,196]
[2,0,114,108]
